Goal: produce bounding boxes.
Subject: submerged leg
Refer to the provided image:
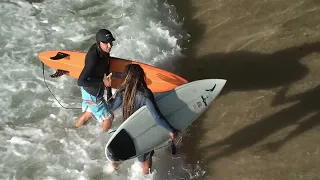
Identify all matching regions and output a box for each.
[102,113,114,132]
[141,159,152,175]
[138,150,154,175]
[74,111,93,128]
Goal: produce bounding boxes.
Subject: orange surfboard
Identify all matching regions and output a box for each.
[38,50,188,92]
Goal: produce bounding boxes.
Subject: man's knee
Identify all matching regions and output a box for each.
[84,111,93,119]
[102,117,113,131]
[109,113,114,120]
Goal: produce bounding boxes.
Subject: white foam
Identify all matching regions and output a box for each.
[0,0,206,179]
[7,137,31,145]
[128,161,155,180]
[43,177,58,180]
[103,162,117,174]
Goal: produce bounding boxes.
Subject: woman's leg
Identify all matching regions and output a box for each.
[141,159,152,175]
[138,150,154,175]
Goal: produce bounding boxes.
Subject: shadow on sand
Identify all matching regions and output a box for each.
[163,0,320,178]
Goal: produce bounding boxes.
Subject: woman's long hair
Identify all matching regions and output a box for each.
[119,64,147,120]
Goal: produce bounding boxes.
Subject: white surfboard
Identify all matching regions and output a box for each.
[105,79,227,161]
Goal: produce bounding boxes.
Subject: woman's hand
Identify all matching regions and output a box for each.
[169,131,178,140]
[104,73,112,87]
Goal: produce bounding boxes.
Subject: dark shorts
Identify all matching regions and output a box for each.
[137,150,154,162]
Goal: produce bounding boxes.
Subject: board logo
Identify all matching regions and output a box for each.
[193,101,203,110]
[205,84,216,92]
[201,95,208,106]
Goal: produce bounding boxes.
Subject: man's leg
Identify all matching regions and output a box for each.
[74,111,93,128]
[102,113,114,132]
[74,100,93,128]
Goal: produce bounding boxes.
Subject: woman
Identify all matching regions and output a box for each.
[107,64,178,175]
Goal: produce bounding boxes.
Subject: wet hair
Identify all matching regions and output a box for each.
[120,64,147,120]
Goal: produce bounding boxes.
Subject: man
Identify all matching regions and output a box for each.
[74,29,115,132]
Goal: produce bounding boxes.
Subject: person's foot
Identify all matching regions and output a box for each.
[112,162,121,169]
[169,131,178,140]
[141,161,152,175]
[104,162,120,174]
[142,168,150,175]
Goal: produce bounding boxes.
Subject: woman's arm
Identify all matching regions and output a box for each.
[111,95,123,112]
[145,98,177,133]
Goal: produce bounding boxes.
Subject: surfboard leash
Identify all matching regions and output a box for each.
[41,62,81,110]
[152,136,183,156]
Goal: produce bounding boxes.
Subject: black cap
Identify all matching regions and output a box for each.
[96,29,115,43]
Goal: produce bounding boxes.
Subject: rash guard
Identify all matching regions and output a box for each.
[111,87,177,133]
[77,43,112,99]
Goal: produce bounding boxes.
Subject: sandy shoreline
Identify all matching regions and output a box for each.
[166,0,320,179]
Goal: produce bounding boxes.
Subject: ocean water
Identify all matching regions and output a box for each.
[0,0,205,179]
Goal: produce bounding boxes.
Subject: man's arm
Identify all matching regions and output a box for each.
[105,56,113,98]
[77,55,103,87]
[106,87,113,99]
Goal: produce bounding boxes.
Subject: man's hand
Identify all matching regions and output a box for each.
[104,73,112,87]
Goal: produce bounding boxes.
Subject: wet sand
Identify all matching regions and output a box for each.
[166,0,320,179]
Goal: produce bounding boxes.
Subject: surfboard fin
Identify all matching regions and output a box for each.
[50,69,69,78]
[50,52,70,60]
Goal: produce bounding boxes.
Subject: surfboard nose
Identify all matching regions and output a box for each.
[211,79,226,87]
[197,79,226,101]
[212,79,227,91]
[198,79,227,90]
[208,78,226,93]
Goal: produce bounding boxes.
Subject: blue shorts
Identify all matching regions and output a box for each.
[81,87,113,123]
